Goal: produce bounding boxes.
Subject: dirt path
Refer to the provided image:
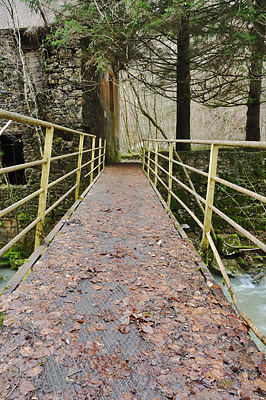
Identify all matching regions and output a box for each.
[0,163,266,400]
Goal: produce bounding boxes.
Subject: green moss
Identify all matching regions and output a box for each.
[0,243,29,270]
[0,311,5,329]
[121,152,140,160]
[217,234,242,257]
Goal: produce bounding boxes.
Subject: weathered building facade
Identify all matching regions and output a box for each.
[0,6,120,249]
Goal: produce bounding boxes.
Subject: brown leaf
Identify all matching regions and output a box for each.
[141,324,154,334]
[3,317,14,326]
[122,394,132,400]
[189,370,199,381]
[87,326,96,333]
[19,379,35,395]
[20,346,34,358]
[70,322,82,332]
[73,314,87,323]
[118,324,130,334]
[27,366,42,378]
[0,363,8,374]
[168,344,182,354]
[96,323,108,331]
[92,285,102,291]
[171,296,179,303]
[258,363,266,376]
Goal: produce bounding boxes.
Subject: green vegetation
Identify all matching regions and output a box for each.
[21,0,266,143]
[0,312,5,329]
[0,243,29,270]
[154,148,266,277]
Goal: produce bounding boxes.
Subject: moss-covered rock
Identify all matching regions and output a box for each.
[217,234,243,257]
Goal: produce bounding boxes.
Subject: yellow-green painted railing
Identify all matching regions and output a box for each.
[0,109,106,255]
[142,138,266,346]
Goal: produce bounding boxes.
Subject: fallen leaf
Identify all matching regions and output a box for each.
[118,324,130,334]
[3,317,14,326]
[96,323,107,331]
[189,371,199,381]
[73,314,87,323]
[123,394,132,400]
[120,315,130,325]
[168,344,182,354]
[92,285,102,291]
[70,322,82,332]
[141,324,154,334]
[258,363,266,376]
[255,378,266,392]
[171,296,179,303]
[27,366,42,378]
[20,346,34,358]
[19,379,35,395]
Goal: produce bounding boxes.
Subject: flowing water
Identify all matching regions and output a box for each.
[0,268,16,292]
[214,273,266,353]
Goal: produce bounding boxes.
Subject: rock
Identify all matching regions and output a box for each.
[210,258,244,278]
[217,234,242,257]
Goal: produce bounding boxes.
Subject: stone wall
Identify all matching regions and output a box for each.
[0,28,118,250]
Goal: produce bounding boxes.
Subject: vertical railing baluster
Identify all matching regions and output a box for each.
[167,141,173,207]
[147,141,151,178]
[98,138,102,174]
[75,133,84,202]
[35,127,54,249]
[141,140,146,170]
[90,136,96,183]
[154,141,158,187]
[201,144,219,251]
[103,139,107,169]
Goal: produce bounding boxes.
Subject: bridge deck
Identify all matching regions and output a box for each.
[1,163,266,400]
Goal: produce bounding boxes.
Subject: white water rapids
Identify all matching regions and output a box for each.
[214,273,266,353]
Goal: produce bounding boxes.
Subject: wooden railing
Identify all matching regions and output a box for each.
[0,109,106,257]
[142,138,266,346]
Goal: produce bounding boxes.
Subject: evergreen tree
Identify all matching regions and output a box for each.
[21,0,266,142]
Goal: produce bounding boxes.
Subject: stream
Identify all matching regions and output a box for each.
[0,268,16,292]
[214,273,266,353]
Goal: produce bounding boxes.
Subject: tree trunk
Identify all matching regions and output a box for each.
[176,11,191,151]
[245,0,266,141]
[246,72,262,141]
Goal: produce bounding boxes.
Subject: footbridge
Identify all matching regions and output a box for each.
[1,110,266,399]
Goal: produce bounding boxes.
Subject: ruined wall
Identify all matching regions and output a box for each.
[0,28,119,250]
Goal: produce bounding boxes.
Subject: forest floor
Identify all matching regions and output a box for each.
[0,163,266,400]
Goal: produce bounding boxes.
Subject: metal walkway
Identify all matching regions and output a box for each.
[1,163,266,400]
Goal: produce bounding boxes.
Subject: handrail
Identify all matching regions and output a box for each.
[145,138,266,148]
[0,109,106,256]
[142,138,266,346]
[0,109,94,137]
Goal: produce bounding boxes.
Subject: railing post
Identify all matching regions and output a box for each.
[103,139,107,169]
[167,141,173,207]
[35,127,54,249]
[147,141,151,178]
[90,136,96,184]
[141,140,146,170]
[75,133,84,202]
[98,138,102,174]
[154,141,158,187]
[200,144,219,251]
